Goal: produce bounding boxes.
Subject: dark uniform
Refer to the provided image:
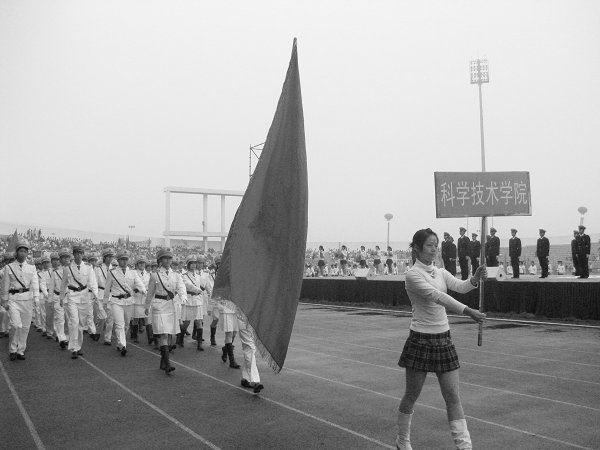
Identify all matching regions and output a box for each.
[469,234,481,276]
[446,238,457,276]
[485,228,500,267]
[441,233,451,273]
[571,231,579,276]
[576,226,591,278]
[457,229,470,281]
[536,229,550,278]
[508,230,522,279]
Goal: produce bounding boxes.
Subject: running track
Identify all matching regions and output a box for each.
[1,304,599,449]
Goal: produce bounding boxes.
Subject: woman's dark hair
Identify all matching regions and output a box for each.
[319,245,324,251]
[409,228,439,252]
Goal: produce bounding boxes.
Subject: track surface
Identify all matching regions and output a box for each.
[1,304,599,449]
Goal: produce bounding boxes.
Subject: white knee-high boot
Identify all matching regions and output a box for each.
[395,410,413,450]
[449,419,472,449]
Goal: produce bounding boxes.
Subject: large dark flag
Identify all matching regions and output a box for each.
[212,39,308,373]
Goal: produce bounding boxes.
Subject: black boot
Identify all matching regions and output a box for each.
[132,324,139,344]
[162,345,175,374]
[210,326,217,346]
[129,320,135,338]
[191,322,198,340]
[168,334,176,352]
[146,325,154,345]
[221,345,228,363]
[197,328,203,351]
[226,343,240,369]
[176,331,184,347]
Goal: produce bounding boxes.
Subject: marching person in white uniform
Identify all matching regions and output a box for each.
[59,244,99,359]
[131,255,150,344]
[49,249,70,349]
[37,255,52,337]
[181,255,207,351]
[104,250,146,357]
[1,238,39,360]
[0,254,11,338]
[84,252,100,341]
[95,248,115,346]
[43,253,58,340]
[238,316,264,393]
[144,248,187,374]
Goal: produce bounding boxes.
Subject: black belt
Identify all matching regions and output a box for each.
[9,288,29,294]
[113,293,131,299]
[155,294,170,300]
[68,286,85,292]
[54,290,60,295]
[186,291,202,296]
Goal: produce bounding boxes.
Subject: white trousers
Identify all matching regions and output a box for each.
[45,302,55,337]
[96,302,114,342]
[85,302,96,334]
[66,302,90,352]
[37,299,47,332]
[8,300,34,354]
[238,317,260,383]
[53,302,67,342]
[0,306,10,333]
[111,303,133,349]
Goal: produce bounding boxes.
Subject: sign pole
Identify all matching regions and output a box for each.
[478,216,487,346]
[472,58,489,347]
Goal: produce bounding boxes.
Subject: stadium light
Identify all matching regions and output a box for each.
[384,213,393,248]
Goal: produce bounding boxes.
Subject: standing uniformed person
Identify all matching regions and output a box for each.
[441,232,450,271]
[576,225,591,279]
[59,244,98,359]
[469,233,481,276]
[457,227,470,280]
[485,227,500,267]
[509,228,522,279]
[95,248,115,346]
[536,229,550,278]
[144,248,187,374]
[447,236,457,276]
[84,252,100,341]
[571,230,580,276]
[104,249,146,356]
[1,238,40,360]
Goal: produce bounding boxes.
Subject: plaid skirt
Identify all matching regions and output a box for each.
[398,330,460,373]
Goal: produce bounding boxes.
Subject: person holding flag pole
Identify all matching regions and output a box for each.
[396,228,486,450]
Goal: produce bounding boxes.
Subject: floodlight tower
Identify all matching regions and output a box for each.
[470,58,489,347]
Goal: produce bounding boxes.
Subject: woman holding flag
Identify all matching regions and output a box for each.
[395,228,486,450]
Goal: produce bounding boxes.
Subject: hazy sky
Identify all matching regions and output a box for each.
[1,0,599,245]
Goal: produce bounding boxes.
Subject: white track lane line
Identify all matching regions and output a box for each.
[80,357,221,450]
[288,344,600,412]
[131,344,395,450]
[292,329,600,368]
[285,367,595,450]
[297,306,600,355]
[289,345,600,388]
[0,359,46,450]
[294,322,600,366]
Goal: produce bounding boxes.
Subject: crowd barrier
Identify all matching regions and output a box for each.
[300,277,600,320]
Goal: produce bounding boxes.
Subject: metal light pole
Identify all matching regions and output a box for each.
[470,58,489,346]
[384,213,393,248]
[128,225,135,249]
[578,206,587,226]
